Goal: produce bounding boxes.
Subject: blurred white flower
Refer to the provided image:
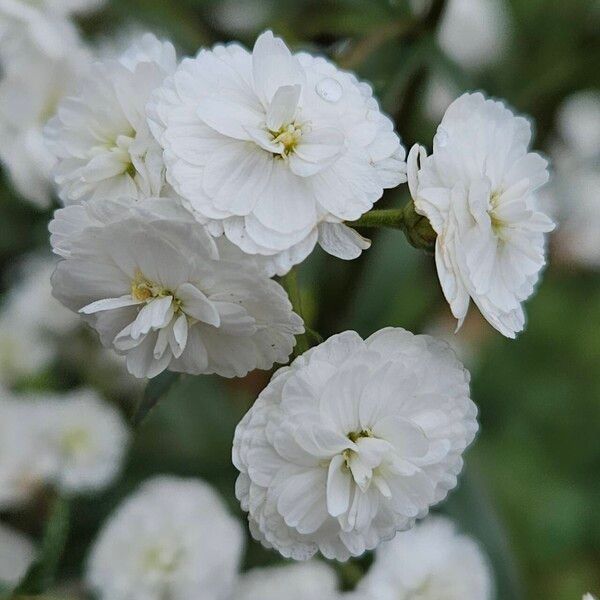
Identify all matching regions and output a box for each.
[408,92,555,338]
[357,516,493,600]
[0,395,51,509]
[0,316,54,385]
[45,33,176,205]
[0,0,100,59]
[0,389,128,502]
[556,91,600,161]
[424,72,460,123]
[87,476,244,600]
[149,30,406,276]
[437,0,510,70]
[232,561,340,600]
[0,254,79,385]
[233,328,478,561]
[36,388,129,494]
[50,198,304,378]
[583,594,598,600]
[0,522,36,588]
[0,20,89,207]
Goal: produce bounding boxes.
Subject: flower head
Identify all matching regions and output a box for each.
[0,523,36,588]
[50,198,304,378]
[0,19,89,206]
[36,388,129,494]
[357,516,493,600]
[86,476,244,600]
[233,562,341,600]
[45,33,176,205]
[233,328,478,561]
[148,30,406,275]
[0,389,128,501]
[408,92,555,338]
[0,0,103,59]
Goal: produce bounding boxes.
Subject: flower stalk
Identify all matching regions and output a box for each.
[348,201,436,252]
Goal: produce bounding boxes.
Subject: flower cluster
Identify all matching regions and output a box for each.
[0,9,562,590]
[0,388,129,508]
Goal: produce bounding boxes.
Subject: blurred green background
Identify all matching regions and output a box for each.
[1,0,598,599]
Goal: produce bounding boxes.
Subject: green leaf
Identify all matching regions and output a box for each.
[132,371,181,427]
[12,495,70,597]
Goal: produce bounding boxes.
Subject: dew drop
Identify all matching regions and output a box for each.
[315,77,343,103]
[434,126,449,148]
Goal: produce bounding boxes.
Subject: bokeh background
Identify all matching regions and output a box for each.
[0,0,598,598]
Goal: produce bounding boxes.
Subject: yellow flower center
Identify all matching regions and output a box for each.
[271,123,303,156]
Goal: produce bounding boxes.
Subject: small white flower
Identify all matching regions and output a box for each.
[87,476,244,600]
[233,328,478,561]
[0,0,102,60]
[50,197,304,378]
[36,388,129,494]
[148,30,406,276]
[233,561,341,600]
[0,254,79,385]
[0,390,128,500]
[408,92,555,338]
[0,522,36,588]
[556,90,600,161]
[0,20,89,207]
[357,516,493,600]
[583,594,598,600]
[45,33,177,205]
[0,395,50,509]
[437,0,510,70]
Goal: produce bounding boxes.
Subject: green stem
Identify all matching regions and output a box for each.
[348,202,437,252]
[348,208,407,230]
[281,269,310,356]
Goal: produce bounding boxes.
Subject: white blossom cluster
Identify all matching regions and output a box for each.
[0,10,563,588]
[0,388,129,508]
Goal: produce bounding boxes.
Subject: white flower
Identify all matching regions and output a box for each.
[407,92,555,338]
[583,594,598,600]
[0,20,89,207]
[356,516,493,600]
[556,90,600,161]
[233,328,478,561]
[45,33,177,205]
[0,390,128,500]
[0,0,102,60]
[87,476,244,600]
[0,394,50,509]
[50,197,304,378]
[35,388,129,494]
[0,254,79,385]
[0,316,54,385]
[0,522,36,588]
[148,30,406,276]
[437,0,510,70]
[232,561,341,600]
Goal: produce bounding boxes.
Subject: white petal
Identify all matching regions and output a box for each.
[318,222,371,260]
[327,454,352,517]
[79,295,141,314]
[176,283,220,327]
[266,84,301,131]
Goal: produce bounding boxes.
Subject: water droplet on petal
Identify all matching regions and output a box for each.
[315,77,343,103]
[434,126,449,148]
